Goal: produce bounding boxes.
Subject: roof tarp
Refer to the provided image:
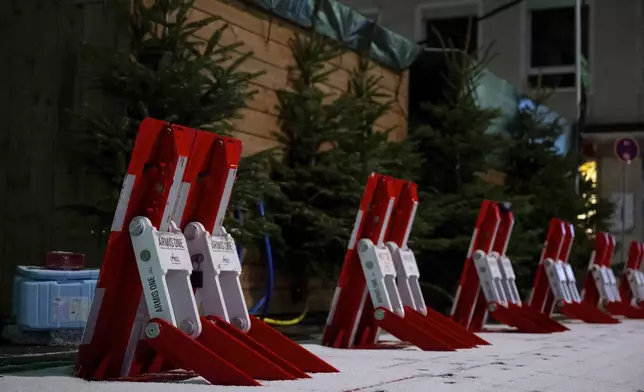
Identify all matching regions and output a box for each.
[238,0,420,71]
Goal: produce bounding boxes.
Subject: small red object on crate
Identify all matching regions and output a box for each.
[45,251,85,270]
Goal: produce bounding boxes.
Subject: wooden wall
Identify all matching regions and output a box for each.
[0,0,410,319]
[189,0,410,156]
[0,0,124,321]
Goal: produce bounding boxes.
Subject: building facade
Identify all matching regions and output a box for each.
[339,0,644,261]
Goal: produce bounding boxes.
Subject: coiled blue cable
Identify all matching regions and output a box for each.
[234,203,273,317]
[257,201,273,320]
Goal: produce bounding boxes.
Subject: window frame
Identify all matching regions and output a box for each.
[423,15,480,55]
[525,2,593,92]
[414,0,483,43]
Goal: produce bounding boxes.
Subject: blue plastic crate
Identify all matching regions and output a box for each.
[12,266,100,330]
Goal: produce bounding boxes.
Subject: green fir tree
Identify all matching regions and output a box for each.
[267,33,349,300]
[407,45,513,312]
[333,56,422,183]
[501,91,613,279]
[268,31,423,301]
[67,0,278,246]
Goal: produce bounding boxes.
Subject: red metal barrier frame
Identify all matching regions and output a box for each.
[323,174,464,351]
[127,132,299,382]
[528,219,563,317]
[385,179,490,347]
[451,201,563,334]
[558,223,619,323]
[323,173,395,349]
[489,208,568,333]
[603,238,644,318]
[581,232,612,309]
[618,241,644,307]
[528,219,619,324]
[351,178,479,350]
[176,131,337,376]
[75,122,335,386]
[451,200,500,332]
[75,118,200,381]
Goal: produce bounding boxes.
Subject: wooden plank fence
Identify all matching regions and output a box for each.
[0,0,124,321]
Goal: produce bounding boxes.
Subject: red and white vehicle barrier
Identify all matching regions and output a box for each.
[581,233,644,318]
[451,200,568,334]
[613,240,644,316]
[74,118,337,386]
[528,219,619,324]
[323,173,488,351]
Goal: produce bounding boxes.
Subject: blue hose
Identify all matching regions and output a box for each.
[257,201,273,320]
[234,202,274,317]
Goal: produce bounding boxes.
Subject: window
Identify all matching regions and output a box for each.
[528,5,589,89]
[424,16,478,56]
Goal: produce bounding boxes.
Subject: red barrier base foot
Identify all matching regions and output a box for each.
[373,307,457,351]
[561,303,620,324]
[489,305,552,333]
[510,304,569,332]
[424,307,490,345]
[143,318,260,386]
[605,302,644,319]
[247,316,339,373]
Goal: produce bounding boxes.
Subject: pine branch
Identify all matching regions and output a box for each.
[269,30,423,288]
[67,0,277,248]
[501,92,613,273]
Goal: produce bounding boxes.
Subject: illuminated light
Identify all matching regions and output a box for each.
[579,160,597,183]
[578,160,599,233]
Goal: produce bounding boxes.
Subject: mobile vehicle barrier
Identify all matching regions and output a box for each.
[74,119,337,386]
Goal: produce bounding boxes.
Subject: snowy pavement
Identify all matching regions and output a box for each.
[2,319,644,392]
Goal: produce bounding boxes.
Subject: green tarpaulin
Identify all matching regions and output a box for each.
[238,0,420,71]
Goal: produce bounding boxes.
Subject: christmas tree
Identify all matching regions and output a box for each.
[333,55,422,183]
[268,30,422,301]
[68,0,278,245]
[501,91,613,278]
[407,44,511,312]
[267,32,349,300]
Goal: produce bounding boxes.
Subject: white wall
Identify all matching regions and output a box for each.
[339,0,644,124]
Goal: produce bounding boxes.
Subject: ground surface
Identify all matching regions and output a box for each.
[1,319,643,392]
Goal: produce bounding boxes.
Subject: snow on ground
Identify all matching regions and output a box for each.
[2,319,644,392]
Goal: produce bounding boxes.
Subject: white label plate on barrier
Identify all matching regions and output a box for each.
[131,218,200,336]
[591,267,610,301]
[500,257,516,279]
[155,232,192,270]
[209,234,241,272]
[376,247,396,276]
[630,270,644,302]
[472,251,506,305]
[635,270,644,285]
[357,240,403,316]
[545,260,568,301]
[399,248,419,277]
[563,264,577,282]
[607,269,617,285]
[599,267,615,301]
[554,263,567,282]
[599,267,611,284]
[487,257,502,280]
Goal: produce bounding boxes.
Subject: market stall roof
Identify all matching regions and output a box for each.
[238,0,420,71]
